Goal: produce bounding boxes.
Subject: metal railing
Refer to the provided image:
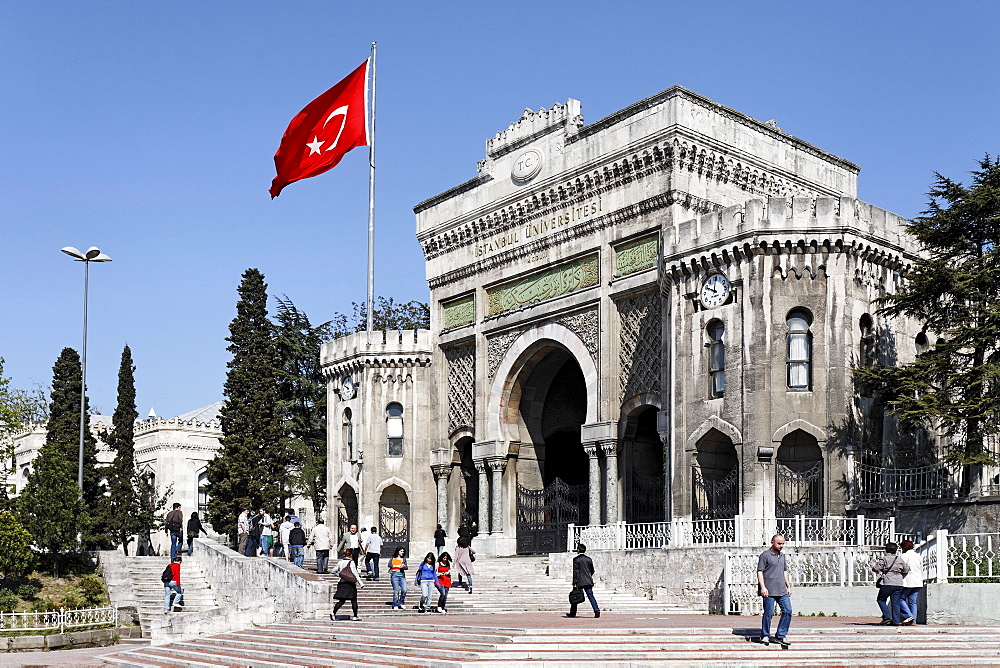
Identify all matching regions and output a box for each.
[570,515,912,551]
[0,606,118,634]
[853,461,957,503]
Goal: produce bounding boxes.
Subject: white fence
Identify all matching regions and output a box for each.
[723,531,1000,615]
[571,515,915,551]
[0,606,118,633]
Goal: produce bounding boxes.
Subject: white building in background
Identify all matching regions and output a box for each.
[7,401,316,556]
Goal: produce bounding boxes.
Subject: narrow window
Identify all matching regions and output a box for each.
[787,309,812,390]
[707,321,726,398]
[387,403,404,457]
[197,472,209,518]
[859,314,874,367]
[343,408,354,461]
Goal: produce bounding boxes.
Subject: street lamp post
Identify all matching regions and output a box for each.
[61,246,111,497]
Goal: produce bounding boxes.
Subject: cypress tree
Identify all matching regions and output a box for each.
[44,348,101,508]
[206,269,286,541]
[103,345,141,554]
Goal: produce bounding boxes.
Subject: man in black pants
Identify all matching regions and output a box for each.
[566,543,600,618]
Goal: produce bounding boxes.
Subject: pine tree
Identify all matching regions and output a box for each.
[274,297,333,512]
[0,509,35,580]
[17,445,82,577]
[103,345,141,554]
[205,269,287,540]
[859,155,1000,465]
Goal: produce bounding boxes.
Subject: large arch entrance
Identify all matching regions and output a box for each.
[336,484,358,544]
[692,429,740,520]
[455,437,479,526]
[514,346,589,554]
[378,484,410,558]
[776,430,823,518]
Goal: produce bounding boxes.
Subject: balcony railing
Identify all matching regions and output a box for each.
[0,606,118,634]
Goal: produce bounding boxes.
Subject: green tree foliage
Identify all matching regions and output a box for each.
[859,156,1000,465]
[328,296,430,337]
[135,471,171,555]
[206,269,287,540]
[17,452,82,577]
[274,297,334,512]
[102,345,141,554]
[0,510,34,581]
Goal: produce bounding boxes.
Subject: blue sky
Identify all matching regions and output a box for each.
[2,2,997,418]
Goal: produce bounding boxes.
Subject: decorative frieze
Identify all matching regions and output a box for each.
[619,291,662,402]
[486,254,599,317]
[614,233,659,278]
[487,329,523,378]
[553,309,599,361]
[444,344,475,435]
[442,294,475,330]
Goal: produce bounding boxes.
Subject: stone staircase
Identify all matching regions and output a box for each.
[303,554,698,617]
[124,556,219,637]
[102,619,1000,666]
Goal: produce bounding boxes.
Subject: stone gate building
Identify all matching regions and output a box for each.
[321,86,995,558]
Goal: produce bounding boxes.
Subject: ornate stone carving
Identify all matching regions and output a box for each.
[487,457,507,473]
[553,309,599,361]
[486,254,599,316]
[444,344,475,435]
[614,233,659,277]
[487,329,523,378]
[599,441,619,458]
[619,291,662,401]
[442,294,474,330]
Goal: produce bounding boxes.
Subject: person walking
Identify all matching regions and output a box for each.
[414,552,440,613]
[289,521,307,568]
[435,552,453,613]
[162,556,184,613]
[872,542,909,626]
[308,517,333,573]
[388,546,409,610]
[245,508,264,556]
[363,527,383,580]
[454,536,476,593]
[237,508,250,556]
[279,515,294,561]
[434,524,447,558]
[185,512,205,556]
[899,539,924,625]
[757,534,793,647]
[258,510,274,557]
[164,503,184,560]
[566,543,600,618]
[330,548,365,621]
[339,524,362,566]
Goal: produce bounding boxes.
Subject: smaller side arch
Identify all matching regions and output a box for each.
[685,415,743,451]
[334,476,360,496]
[771,419,827,444]
[449,427,475,448]
[619,392,662,428]
[373,476,413,496]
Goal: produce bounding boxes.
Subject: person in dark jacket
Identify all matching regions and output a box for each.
[434,524,447,558]
[567,543,600,618]
[186,512,206,556]
[288,521,307,567]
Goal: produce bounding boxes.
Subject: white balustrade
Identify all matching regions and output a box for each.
[0,606,117,633]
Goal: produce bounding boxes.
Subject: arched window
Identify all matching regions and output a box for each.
[197,472,209,518]
[859,314,874,367]
[343,408,354,461]
[707,320,725,398]
[915,332,930,355]
[786,309,812,390]
[386,402,404,457]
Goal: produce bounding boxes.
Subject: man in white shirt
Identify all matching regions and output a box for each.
[307,517,333,573]
[279,515,295,561]
[363,527,384,580]
[236,508,250,556]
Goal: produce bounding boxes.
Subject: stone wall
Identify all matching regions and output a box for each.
[2,626,141,652]
[97,549,138,624]
[926,583,1000,626]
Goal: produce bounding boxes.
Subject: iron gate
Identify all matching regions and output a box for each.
[776,460,823,517]
[692,466,739,520]
[379,503,410,558]
[627,468,665,523]
[516,478,587,554]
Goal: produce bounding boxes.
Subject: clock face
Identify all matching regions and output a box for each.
[700,273,731,309]
[341,376,355,399]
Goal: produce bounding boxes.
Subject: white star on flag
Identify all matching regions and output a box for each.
[306,136,324,155]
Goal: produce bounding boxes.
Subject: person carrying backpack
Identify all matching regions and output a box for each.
[162,556,184,613]
[164,503,184,559]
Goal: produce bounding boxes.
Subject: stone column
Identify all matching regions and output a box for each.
[475,460,489,534]
[583,443,601,525]
[600,440,619,523]
[488,457,506,533]
[657,410,672,522]
[432,465,451,528]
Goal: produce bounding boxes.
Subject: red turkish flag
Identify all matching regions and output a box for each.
[269,61,369,198]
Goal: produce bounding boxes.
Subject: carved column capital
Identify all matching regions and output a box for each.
[599,440,619,458]
[431,464,452,480]
[582,443,599,458]
[486,457,507,473]
[474,459,488,475]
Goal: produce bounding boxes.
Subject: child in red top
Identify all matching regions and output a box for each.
[435,552,453,613]
[163,556,183,613]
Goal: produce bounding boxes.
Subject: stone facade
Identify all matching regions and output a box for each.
[323,85,993,557]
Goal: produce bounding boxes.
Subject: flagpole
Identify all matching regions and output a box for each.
[366,42,377,343]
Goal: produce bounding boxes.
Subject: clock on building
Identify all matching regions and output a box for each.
[340,376,355,400]
[700,272,731,309]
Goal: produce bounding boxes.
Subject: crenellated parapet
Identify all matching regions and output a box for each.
[661,196,919,288]
[134,415,221,437]
[321,329,434,379]
[485,99,582,158]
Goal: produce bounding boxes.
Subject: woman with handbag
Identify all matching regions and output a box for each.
[330,548,365,621]
[871,542,910,626]
[414,552,440,612]
[454,536,476,593]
